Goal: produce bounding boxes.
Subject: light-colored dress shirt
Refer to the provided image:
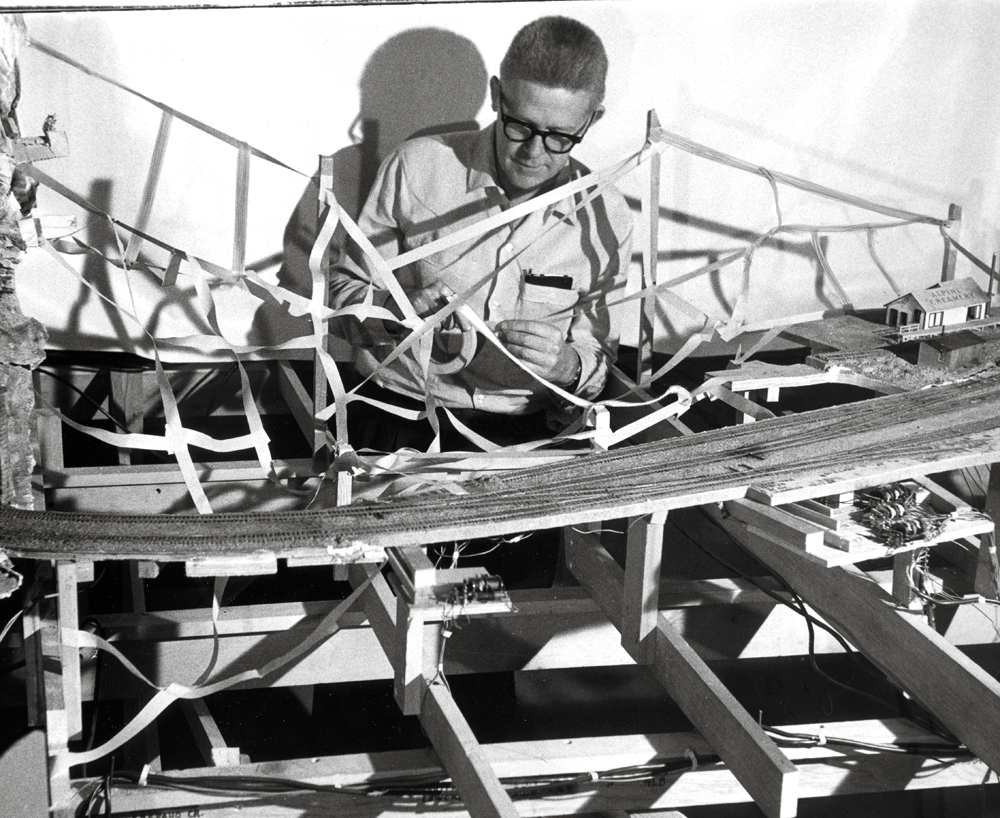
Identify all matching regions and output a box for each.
[329,124,633,416]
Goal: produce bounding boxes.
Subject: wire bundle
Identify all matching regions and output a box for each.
[857,483,949,549]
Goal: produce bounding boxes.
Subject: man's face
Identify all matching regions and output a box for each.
[489,76,603,199]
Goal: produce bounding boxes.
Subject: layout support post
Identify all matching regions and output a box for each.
[22,562,73,817]
[891,549,923,610]
[55,561,82,741]
[393,592,427,716]
[622,511,666,662]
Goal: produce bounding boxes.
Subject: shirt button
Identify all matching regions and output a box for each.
[500,243,514,259]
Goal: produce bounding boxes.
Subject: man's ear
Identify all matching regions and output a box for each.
[590,104,606,125]
[489,76,501,113]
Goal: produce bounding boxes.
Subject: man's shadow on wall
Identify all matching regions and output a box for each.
[273,28,489,320]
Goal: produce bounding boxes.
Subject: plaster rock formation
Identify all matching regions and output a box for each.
[0,13,47,510]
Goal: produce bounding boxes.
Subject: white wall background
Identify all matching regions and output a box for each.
[12,0,1000,356]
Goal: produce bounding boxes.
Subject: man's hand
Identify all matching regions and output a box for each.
[393,282,456,319]
[496,319,581,386]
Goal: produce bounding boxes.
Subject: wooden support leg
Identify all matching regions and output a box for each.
[121,560,162,772]
[622,512,666,662]
[394,592,425,716]
[974,533,1000,599]
[892,549,923,610]
[55,561,83,741]
[109,369,147,466]
[565,527,798,818]
[739,391,759,424]
[348,562,517,817]
[22,563,73,817]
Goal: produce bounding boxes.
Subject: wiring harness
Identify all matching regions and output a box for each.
[856,483,949,549]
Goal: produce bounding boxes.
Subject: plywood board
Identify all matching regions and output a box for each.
[7,371,1000,560]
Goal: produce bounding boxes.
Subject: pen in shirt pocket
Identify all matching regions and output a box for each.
[523,270,574,290]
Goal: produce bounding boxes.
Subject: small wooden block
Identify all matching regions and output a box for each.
[821,529,860,553]
[185,553,278,577]
[726,500,826,549]
[75,561,95,583]
[795,498,837,517]
[782,502,842,531]
[136,561,160,580]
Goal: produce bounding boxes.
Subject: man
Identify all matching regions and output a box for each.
[330,15,633,453]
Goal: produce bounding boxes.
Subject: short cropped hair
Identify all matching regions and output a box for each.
[500,16,608,102]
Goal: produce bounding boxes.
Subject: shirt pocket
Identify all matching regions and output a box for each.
[515,282,579,333]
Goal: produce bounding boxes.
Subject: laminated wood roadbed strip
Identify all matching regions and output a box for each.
[5,371,1000,561]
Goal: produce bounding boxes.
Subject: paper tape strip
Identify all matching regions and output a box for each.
[125,109,173,266]
[651,126,947,226]
[56,565,381,772]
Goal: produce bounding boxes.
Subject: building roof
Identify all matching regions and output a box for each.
[886,277,988,311]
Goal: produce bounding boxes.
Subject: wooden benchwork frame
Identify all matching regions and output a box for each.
[564,526,799,818]
[717,505,1000,774]
[58,717,993,818]
[346,562,520,818]
[622,512,666,662]
[21,561,80,818]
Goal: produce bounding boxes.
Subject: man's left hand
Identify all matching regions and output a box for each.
[496,319,580,386]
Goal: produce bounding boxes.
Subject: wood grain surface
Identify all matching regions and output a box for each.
[5,371,1000,561]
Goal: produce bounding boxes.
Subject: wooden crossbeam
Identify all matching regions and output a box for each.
[721,509,1000,773]
[653,615,799,818]
[421,681,520,818]
[565,528,798,818]
[62,718,992,818]
[347,565,516,817]
[4,581,874,705]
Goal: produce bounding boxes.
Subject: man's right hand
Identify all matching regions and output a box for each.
[390,282,456,320]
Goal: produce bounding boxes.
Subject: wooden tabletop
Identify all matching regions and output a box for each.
[5,370,1000,561]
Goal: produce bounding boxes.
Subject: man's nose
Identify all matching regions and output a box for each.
[521,134,547,158]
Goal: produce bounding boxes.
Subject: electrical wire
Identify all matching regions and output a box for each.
[763,724,971,757]
[0,606,22,648]
[36,366,134,434]
[906,548,1000,609]
[97,722,973,805]
[678,508,896,711]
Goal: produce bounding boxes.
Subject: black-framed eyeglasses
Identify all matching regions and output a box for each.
[497,87,595,155]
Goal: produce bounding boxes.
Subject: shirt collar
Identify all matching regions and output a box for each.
[467,124,581,224]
